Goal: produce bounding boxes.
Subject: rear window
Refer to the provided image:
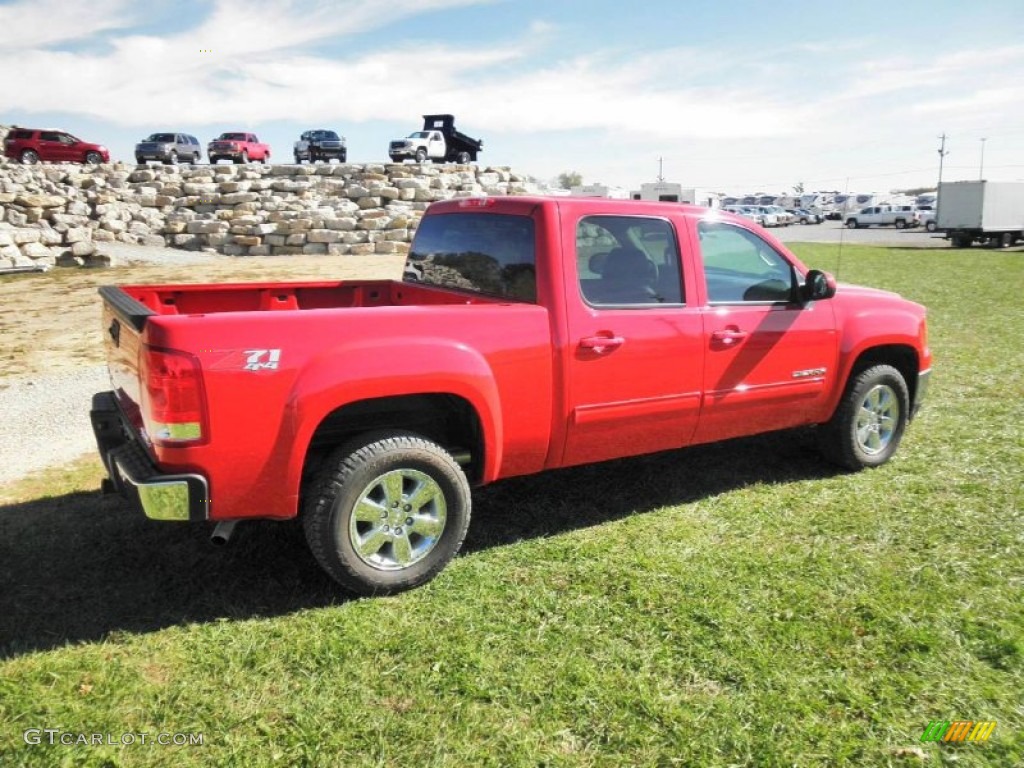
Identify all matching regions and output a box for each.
[10,130,33,140]
[405,212,536,302]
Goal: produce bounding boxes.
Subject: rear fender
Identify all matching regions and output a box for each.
[283,337,503,505]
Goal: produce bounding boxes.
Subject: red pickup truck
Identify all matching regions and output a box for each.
[207,132,271,164]
[92,197,931,594]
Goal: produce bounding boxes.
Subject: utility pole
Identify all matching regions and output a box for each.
[937,134,949,189]
[979,138,987,180]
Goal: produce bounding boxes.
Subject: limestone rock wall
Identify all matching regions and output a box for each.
[0,126,538,269]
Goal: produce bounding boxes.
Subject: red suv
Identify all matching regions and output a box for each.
[3,128,110,165]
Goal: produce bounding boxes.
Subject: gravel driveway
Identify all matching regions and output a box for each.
[0,366,110,485]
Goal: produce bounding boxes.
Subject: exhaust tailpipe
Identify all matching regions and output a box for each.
[210,520,239,547]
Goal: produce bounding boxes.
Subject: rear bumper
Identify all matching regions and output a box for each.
[91,391,209,522]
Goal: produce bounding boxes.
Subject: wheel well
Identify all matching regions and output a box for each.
[302,393,484,494]
[848,344,919,407]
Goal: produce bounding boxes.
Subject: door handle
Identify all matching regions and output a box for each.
[711,329,748,345]
[579,335,625,353]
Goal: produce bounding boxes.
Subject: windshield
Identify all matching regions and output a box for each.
[408,132,430,139]
[405,212,536,302]
[147,133,176,142]
[312,131,339,140]
[219,133,247,141]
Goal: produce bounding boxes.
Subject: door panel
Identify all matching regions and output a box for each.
[562,213,704,466]
[693,220,838,443]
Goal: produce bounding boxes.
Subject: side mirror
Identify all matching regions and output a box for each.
[801,269,836,303]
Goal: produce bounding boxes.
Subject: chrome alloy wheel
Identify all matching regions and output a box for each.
[856,384,899,455]
[348,469,447,571]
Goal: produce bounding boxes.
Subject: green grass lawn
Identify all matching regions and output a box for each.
[1,244,1021,766]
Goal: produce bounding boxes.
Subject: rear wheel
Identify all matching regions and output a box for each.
[996,232,1013,248]
[925,221,938,232]
[304,432,471,595]
[819,364,909,470]
[456,151,471,164]
[20,149,40,165]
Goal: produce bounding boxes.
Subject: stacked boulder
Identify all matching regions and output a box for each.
[0,145,538,270]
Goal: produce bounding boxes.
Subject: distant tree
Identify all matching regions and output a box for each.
[793,182,805,194]
[558,171,583,189]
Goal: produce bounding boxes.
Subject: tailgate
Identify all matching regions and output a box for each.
[99,285,154,431]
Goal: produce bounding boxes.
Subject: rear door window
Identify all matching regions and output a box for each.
[406,212,537,302]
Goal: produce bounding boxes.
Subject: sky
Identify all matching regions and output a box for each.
[2,0,1023,195]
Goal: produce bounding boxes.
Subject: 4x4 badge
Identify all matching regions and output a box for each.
[244,349,281,371]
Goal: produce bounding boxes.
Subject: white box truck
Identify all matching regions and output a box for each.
[937,181,1024,248]
[630,182,720,208]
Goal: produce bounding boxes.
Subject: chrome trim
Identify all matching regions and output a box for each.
[112,454,205,522]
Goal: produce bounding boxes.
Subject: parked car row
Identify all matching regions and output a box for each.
[5,115,482,168]
[723,204,822,228]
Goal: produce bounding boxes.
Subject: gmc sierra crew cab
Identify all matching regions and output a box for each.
[92,197,931,595]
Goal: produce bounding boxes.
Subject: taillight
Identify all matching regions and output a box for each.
[139,346,208,445]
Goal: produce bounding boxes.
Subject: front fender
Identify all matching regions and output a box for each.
[282,336,504,504]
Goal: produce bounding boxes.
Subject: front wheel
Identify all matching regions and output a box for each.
[414,148,427,164]
[304,432,472,595]
[167,150,178,165]
[895,219,906,229]
[84,151,103,165]
[261,152,269,165]
[925,221,938,232]
[846,219,858,229]
[819,364,909,470]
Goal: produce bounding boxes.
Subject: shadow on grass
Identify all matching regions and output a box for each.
[0,430,839,658]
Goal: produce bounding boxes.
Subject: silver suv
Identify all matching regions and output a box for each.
[135,133,201,165]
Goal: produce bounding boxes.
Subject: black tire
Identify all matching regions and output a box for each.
[996,232,1013,249]
[456,151,471,164]
[952,233,972,248]
[818,364,909,471]
[895,219,906,229]
[209,155,218,164]
[304,432,471,595]
[261,152,269,165]
[846,219,858,229]
[167,150,178,165]
[925,221,937,232]
[414,148,427,164]
[340,150,347,163]
[135,155,145,165]
[84,151,102,165]
[20,149,40,165]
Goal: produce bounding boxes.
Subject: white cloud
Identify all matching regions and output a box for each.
[0,0,140,50]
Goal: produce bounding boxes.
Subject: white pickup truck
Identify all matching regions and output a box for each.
[845,205,920,229]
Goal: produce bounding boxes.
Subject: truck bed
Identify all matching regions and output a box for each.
[101,280,507,329]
